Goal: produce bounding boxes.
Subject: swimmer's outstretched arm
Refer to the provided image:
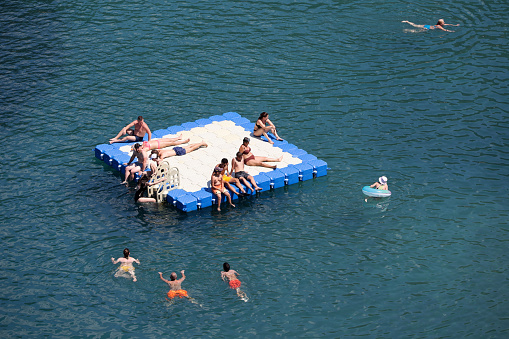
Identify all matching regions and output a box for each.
[133,258,140,264]
[179,270,186,282]
[158,272,171,284]
[111,257,120,264]
[436,25,454,32]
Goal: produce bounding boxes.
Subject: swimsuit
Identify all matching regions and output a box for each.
[120,265,133,272]
[167,289,188,299]
[143,141,150,149]
[223,175,232,182]
[229,279,241,289]
[424,25,434,30]
[242,146,255,162]
[245,155,255,162]
[234,171,249,180]
[134,135,143,142]
[173,146,186,156]
[213,187,226,195]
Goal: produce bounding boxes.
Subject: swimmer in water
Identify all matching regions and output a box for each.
[221,262,248,301]
[111,248,140,282]
[159,270,189,300]
[401,19,459,32]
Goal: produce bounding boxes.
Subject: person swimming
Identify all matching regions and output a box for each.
[221,262,248,301]
[111,248,140,282]
[159,270,189,299]
[401,19,459,32]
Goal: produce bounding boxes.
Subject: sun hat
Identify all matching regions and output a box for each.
[379,176,387,184]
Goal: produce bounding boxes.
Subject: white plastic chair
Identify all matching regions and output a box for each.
[147,161,181,202]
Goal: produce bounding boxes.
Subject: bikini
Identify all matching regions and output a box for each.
[243,146,255,162]
[142,140,161,149]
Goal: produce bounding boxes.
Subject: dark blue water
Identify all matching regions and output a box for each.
[1,0,508,337]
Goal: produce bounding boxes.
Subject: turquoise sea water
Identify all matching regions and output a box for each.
[1,0,508,337]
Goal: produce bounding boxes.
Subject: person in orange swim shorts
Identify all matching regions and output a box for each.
[221,262,248,301]
[159,270,189,300]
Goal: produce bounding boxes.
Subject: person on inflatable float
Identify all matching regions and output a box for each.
[370,176,388,190]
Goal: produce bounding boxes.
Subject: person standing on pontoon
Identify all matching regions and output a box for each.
[109,116,152,144]
[238,137,282,169]
[401,19,459,32]
[253,112,283,144]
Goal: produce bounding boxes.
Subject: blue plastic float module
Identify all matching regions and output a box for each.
[94,112,328,212]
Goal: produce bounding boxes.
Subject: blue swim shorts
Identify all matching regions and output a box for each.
[173,146,186,156]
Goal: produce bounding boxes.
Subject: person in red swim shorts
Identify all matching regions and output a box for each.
[221,262,248,301]
[159,270,190,300]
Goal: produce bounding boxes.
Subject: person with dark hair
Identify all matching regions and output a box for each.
[134,174,166,203]
[159,270,189,299]
[122,142,151,186]
[211,168,235,211]
[253,112,283,144]
[109,116,152,144]
[111,248,140,282]
[231,151,262,192]
[221,262,248,301]
[239,137,282,169]
[215,158,248,196]
[401,19,459,32]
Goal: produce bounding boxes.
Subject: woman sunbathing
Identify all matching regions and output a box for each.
[253,112,283,144]
[238,137,282,169]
